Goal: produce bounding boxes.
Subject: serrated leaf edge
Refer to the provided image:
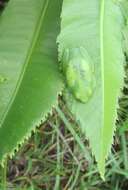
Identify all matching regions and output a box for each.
[0,89,63,167]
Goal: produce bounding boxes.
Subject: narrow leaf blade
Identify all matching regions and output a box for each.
[58,0,124,177]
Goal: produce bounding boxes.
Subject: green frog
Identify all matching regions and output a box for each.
[61,47,96,103]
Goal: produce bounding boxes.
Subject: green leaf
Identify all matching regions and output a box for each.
[58,0,124,178]
[0,0,63,163]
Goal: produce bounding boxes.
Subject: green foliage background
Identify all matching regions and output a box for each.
[0,0,128,188]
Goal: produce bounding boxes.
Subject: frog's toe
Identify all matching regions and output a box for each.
[75,92,89,103]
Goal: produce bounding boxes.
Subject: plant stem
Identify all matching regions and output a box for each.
[54,121,60,190]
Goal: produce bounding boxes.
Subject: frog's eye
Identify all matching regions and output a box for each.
[0,75,7,84]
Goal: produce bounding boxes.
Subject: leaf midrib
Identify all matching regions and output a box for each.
[100,0,105,171]
[0,0,50,127]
